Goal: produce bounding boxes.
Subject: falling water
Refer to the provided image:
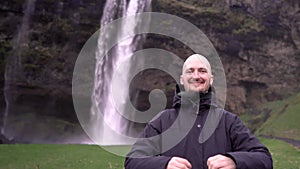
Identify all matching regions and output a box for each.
[1,0,36,137]
[90,0,151,145]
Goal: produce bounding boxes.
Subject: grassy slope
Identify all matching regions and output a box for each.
[256,92,300,140]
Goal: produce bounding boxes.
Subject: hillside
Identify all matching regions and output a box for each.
[240,91,300,145]
[256,92,300,141]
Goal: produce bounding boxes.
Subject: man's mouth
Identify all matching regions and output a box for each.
[189,79,205,84]
[192,82,203,86]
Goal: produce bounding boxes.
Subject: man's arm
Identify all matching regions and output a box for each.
[226,115,273,169]
[124,123,171,169]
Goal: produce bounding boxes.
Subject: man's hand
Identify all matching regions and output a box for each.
[167,157,192,169]
[207,154,236,169]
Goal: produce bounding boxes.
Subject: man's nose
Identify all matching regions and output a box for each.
[192,70,201,78]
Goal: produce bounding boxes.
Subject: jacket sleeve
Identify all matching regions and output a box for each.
[124,122,172,169]
[226,115,273,169]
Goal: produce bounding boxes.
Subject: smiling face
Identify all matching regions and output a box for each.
[180,54,213,92]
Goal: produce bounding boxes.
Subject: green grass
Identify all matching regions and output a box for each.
[256,92,300,140]
[259,137,300,169]
[0,140,299,169]
[0,144,127,169]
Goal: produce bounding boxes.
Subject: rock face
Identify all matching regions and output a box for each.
[0,0,104,143]
[151,0,300,113]
[0,0,299,142]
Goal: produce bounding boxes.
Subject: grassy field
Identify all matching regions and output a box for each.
[259,137,300,169]
[0,144,127,169]
[0,139,299,169]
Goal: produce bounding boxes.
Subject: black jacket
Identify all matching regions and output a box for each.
[125,87,273,169]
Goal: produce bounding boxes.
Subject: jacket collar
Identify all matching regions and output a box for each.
[172,85,219,110]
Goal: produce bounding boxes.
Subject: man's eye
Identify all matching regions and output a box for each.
[186,70,193,74]
[200,69,207,73]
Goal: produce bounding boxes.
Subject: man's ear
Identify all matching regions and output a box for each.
[180,75,184,85]
[210,75,214,85]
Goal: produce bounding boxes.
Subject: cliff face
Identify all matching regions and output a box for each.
[0,0,104,142]
[0,0,299,142]
[150,0,300,113]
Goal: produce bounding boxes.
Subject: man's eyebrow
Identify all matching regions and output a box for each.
[186,66,207,69]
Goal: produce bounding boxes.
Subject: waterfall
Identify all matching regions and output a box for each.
[1,0,36,137]
[90,0,151,145]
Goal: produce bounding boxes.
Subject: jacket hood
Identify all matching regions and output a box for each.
[172,85,219,109]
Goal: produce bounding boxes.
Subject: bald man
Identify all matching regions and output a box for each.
[125,54,273,169]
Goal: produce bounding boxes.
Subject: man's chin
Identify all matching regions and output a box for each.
[189,88,206,92]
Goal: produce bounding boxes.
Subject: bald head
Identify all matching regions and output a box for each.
[180,54,213,92]
[182,54,212,76]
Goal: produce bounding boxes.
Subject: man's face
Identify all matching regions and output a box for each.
[180,58,213,92]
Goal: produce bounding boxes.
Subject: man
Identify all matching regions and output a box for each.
[125,54,273,169]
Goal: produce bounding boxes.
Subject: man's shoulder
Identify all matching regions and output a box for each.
[222,109,238,118]
[218,109,248,129]
[212,108,239,124]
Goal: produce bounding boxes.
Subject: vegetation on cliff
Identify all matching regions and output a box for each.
[0,0,299,143]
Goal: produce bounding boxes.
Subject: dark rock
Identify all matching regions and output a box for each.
[0,133,14,144]
[0,0,300,142]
